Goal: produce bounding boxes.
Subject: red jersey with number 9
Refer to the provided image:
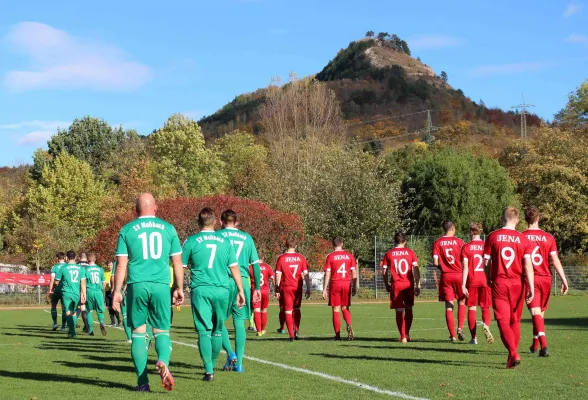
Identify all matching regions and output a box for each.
[382,247,418,284]
[460,239,487,287]
[323,250,356,283]
[275,252,308,289]
[483,228,533,281]
[249,262,275,290]
[432,236,465,273]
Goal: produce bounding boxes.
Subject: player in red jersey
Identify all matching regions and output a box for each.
[523,207,569,357]
[275,237,311,341]
[249,253,275,336]
[432,221,466,342]
[484,207,535,368]
[382,232,421,343]
[461,223,494,345]
[322,237,357,341]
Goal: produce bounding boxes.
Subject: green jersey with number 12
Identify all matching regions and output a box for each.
[115,216,182,285]
[85,265,105,291]
[55,263,86,296]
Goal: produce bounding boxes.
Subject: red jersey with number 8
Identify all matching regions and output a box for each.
[323,250,356,283]
[249,262,275,290]
[275,252,308,289]
[522,229,557,277]
[483,228,533,281]
[460,239,487,287]
[382,247,418,284]
[432,236,465,273]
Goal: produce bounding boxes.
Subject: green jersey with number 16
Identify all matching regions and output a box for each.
[115,216,182,285]
[55,263,86,296]
[85,265,105,291]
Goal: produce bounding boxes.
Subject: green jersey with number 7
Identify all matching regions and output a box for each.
[115,216,182,285]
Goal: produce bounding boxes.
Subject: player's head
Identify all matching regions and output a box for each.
[56,252,65,261]
[221,209,238,228]
[88,252,97,263]
[198,207,217,229]
[136,193,157,217]
[524,207,540,225]
[332,237,344,249]
[443,221,456,235]
[258,251,265,262]
[394,232,407,246]
[501,207,520,226]
[469,222,483,238]
[285,237,299,250]
[66,250,76,261]
[79,252,88,261]
[106,260,113,270]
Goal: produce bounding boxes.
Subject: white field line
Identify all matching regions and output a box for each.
[43,310,428,400]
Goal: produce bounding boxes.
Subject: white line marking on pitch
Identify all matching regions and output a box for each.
[43,310,428,400]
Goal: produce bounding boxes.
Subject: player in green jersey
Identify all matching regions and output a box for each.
[182,208,246,382]
[85,253,107,336]
[112,193,184,392]
[217,210,261,373]
[48,252,67,331]
[111,261,132,342]
[54,250,87,338]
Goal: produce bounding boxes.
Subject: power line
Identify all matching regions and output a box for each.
[511,94,535,139]
[345,110,432,127]
[354,109,439,145]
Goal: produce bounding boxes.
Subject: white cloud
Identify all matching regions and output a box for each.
[564,2,582,16]
[17,130,54,146]
[3,22,153,92]
[469,61,557,77]
[0,120,69,130]
[566,33,588,43]
[408,34,464,51]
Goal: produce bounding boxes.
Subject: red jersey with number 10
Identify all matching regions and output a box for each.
[382,247,418,285]
[275,252,308,289]
[432,236,465,273]
[323,250,356,283]
[249,262,275,290]
[523,228,557,277]
[483,228,533,281]
[460,239,487,287]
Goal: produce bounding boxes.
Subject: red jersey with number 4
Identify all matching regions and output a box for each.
[323,250,356,283]
[484,228,533,281]
[382,247,418,285]
[275,252,308,289]
[460,239,487,287]
[523,229,557,277]
[249,262,275,290]
[432,236,465,273]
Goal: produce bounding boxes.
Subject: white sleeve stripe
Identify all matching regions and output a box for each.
[115,253,128,257]
[229,262,238,267]
[182,265,188,268]
[523,255,530,259]
[251,260,260,264]
[275,271,282,274]
[51,273,56,277]
[170,251,182,256]
[483,255,491,260]
[549,251,557,255]
[433,255,439,259]
[412,262,418,266]
[350,267,356,270]
[325,268,331,272]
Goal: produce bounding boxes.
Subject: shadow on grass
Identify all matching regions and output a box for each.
[310,352,496,368]
[54,360,197,378]
[348,344,504,355]
[0,369,135,390]
[83,354,204,372]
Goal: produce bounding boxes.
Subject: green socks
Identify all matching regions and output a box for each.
[97,311,105,325]
[221,325,234,354]
[51,308,57,324]
[122,313,132,340]
[86,311,93,333]
[211,333,222,369]
[198,332,214,374]
[131,334,149,386]
[234,319,246,367]
[154,331,172,365]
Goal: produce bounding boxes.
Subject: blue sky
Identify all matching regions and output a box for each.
[1,0,587,166]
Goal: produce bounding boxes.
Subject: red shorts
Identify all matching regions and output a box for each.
[527,275,552,311]
[329,281,351,307]
[492,279,524,322]
[281,286,302,311]
[390,282,415,309]
[438,273,464,302]
[466,286,491,308]
[252,289,270,309]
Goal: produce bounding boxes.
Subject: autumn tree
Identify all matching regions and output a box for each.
[554,79,588,129]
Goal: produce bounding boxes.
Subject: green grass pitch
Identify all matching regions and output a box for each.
[0,297,587,399]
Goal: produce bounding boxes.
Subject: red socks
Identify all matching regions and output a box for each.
[481,307,491,327]
[532,315,547,349]
[333,312,341,335]
[285,313,294,338]
[396,311,406,339]
[261,312,268,331]
[446,309,456,338]
[405,309,413,337]
[342,309,352,325]
[254,311,262,332]
[497,318,517,357]
[457,304,466,330]
[294,309,301,332]
[279,309,285,330]
[511,319,521,349]
[468,309,477,338]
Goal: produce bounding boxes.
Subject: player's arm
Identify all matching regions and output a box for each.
[523,255,534,304]
[322,270,331,300]
[274,260,282,298]
[112,256,128,312]
[171,254,185,305]
[80,275,87,304]
[550,253,569,295]
[230,262,246,307]
[383,266,391,293]
[351,266,358,296]
[432,242,440,268]
[303,270,311,299]
[414,265,421,296]
[461,256,469,298]
[250,244,262,291]
[49,270,56,294]
[483,258,492,287]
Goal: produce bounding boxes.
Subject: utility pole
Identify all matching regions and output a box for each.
[511,94,535,139]
[422,110,439,145]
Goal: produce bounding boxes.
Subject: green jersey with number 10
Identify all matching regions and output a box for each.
[55,263,86,296]
[85,265,105,291]
[182,230,238,289]
[115,216,182,285]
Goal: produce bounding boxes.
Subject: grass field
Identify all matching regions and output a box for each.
[1,297,587,400]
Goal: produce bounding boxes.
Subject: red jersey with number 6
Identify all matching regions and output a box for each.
[249,262,275,290]
[522,229,557,277]
[275,252,308,289]
[432,236,465,273]
[382,247,418,285]
[323,250,356,283]
[483,228,533,281]
[460,239,487,287]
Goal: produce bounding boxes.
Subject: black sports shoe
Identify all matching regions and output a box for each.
[539,347,550,357]
[294,330,300,340]
[82,326,88,334]
[89,331,95,336]
[529,346,537,354]
[202,374,214,382]
[100,324,107,336]
[288,337,295,342]
[334,335,341,341]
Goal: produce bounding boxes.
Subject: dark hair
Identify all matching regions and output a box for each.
[221,209,238,225]
[198,208,216,227]
[56,252,66,260]
[443,221,455,233]
[66,250,76,261]
[394,232,407,245]
[286,237,299,249]
[469,222,483,236]
[332,237,344,247]
[525,207,540,225]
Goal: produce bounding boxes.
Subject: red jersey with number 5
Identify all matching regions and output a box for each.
[249,262,275,290]
[323,250,356,283]
[460,239,487,287]
[484,228,533,281]
[523,228,557,277]
[382,247,418,285]
[275,252,308,289]
[432,236,465,273]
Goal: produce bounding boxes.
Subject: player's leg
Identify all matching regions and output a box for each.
[510,281,525,352]
[95,291,107,336]
[293,287,302,337]
[86,293,95,335]
[466,287,478,343]
[479,286,494,343]
[339,282,353,340]
[330,283,342,340]
[444,300,457,342]
[283,289,296,340]
[121,295,132,342]
[395,307,406,342]
[277,293,286,333]
[454,277,466,341]
[493,282,518,367]
[403,286,415,341]
[59,296,67,330]
[50,293,59,328]
[148,283,174,391]
[532,277,550,356]
[62,295,76,337]
[127,283,150,390]
[192,287,216,380]
[252,291,262,335]
[260,290,269,333]
[231,286,250,371]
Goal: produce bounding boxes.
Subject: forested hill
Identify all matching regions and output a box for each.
[199,33,541,141]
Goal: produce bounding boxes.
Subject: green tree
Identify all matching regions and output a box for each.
[440,71,448,83]
[365,30,375,38]
[554,79,588,129]
[150,113,227,197]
